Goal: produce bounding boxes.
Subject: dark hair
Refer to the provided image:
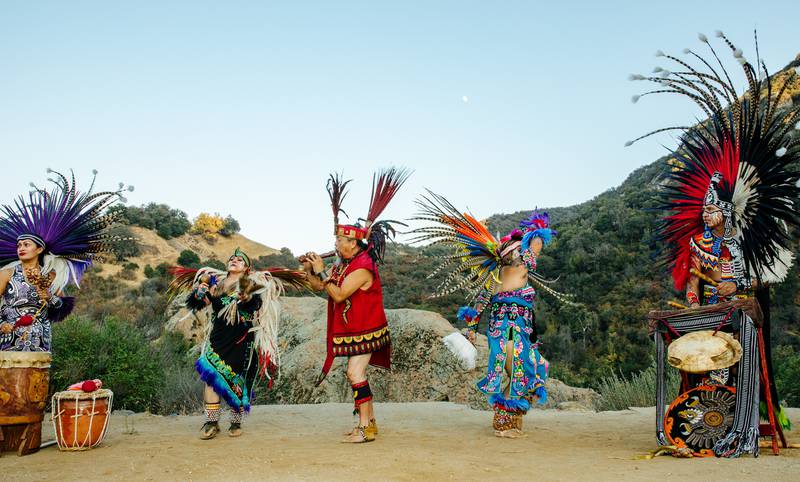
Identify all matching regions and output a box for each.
[498,236,523,266]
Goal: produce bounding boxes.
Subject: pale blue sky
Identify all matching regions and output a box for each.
[1,1,797,252]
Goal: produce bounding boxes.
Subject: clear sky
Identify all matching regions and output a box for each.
[1,1,797,253]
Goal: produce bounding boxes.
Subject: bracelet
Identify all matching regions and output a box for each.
[317,271,329,282]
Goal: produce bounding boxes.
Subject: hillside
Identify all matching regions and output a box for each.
[100,226,278,283]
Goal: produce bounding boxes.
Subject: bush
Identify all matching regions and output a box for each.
[108,225,140,261]
[204,258,227,271]
[774,345,800,407]
[593,360,681,411]
[253,247,300,270]
[143,264,157,279]
[177,249,201,268]
[50,317,165,412]
[191,213,225,240]
[219,215,241,237]
[152,332,203,414]
[110,203,191,240]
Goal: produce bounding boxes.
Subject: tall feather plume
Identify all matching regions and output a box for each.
[628,31,800,288]
[366,167,412,227]
[326,172,351,228]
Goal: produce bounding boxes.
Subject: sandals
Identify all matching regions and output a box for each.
[341,426,375,443]
[344,419,378,437]
[200,421,220,440]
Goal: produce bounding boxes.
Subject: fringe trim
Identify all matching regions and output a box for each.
[713,427,760,458]
[488,394,531,413]
[195,355,250,413]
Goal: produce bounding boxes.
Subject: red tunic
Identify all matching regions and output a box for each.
[317,250,391,384]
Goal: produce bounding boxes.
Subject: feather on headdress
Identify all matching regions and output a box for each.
[627,31,800,289]
[408,190,574,304]
[0,169,132,293]
[329,167,412,264]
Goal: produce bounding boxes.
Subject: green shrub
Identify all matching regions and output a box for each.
[204,258,227,271]
[152,332,203,414]
[108,225,140,261]
[51,317,165,412]
[219,215,241,237]
[110,203,191,239]
[177,249,201,268]
[593,360,680,411]
[774,345,800,407]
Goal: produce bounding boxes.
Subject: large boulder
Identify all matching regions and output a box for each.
[165,296,598,410]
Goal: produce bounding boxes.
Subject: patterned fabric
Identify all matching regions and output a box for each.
[318,250,391,384]
[476,286,549,406]
[193,291,261,413]
[0,265,51,351]
[204,402,221,422]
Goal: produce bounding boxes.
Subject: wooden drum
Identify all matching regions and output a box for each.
[0,351,51,456]
[52,389,113,451]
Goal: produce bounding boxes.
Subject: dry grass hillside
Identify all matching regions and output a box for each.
[100,226,278,282]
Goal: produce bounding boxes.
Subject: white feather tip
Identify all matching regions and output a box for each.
[698,33,709,43]
[442,332,477,370]
[776,147,787,157]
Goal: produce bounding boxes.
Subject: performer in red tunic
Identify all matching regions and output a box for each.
[302,168,410,443]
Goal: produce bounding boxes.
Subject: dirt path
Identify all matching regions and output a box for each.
[3,404,798,481]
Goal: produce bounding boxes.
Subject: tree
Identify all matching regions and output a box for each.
[220,215,241,237]
[191,213,225,241]
[177,249,201,268]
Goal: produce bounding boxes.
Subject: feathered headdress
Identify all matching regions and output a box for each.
[627,30,800,290]
[408,190,571,304]
[0,169,132,293]
[328,167,411,263]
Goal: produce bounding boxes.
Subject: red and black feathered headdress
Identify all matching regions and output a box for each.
[628,31,800,290]
[327,168,411,263]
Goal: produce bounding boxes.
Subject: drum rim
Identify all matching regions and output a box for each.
[52,388,114,400]
[0,350,52,368]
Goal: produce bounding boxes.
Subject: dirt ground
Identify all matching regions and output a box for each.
[2,403,798,481]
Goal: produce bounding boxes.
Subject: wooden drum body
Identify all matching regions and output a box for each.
[52,389,113,451]
[0,351,51,456]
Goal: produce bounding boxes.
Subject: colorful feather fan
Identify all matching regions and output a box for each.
[627,30,800,289]
[407,189,502,301]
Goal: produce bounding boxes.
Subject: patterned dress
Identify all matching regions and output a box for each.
[0,265,52,352]
[192,291,262,412]
[476,286,549,405]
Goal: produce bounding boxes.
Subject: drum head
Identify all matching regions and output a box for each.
[664,385,736,456]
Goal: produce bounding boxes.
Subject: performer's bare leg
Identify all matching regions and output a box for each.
[201,384,221,439]
[343,353,375,442]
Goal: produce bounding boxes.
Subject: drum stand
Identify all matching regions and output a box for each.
[650,299,789,456]
[757,328,788,455]
[0,421,42,457]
